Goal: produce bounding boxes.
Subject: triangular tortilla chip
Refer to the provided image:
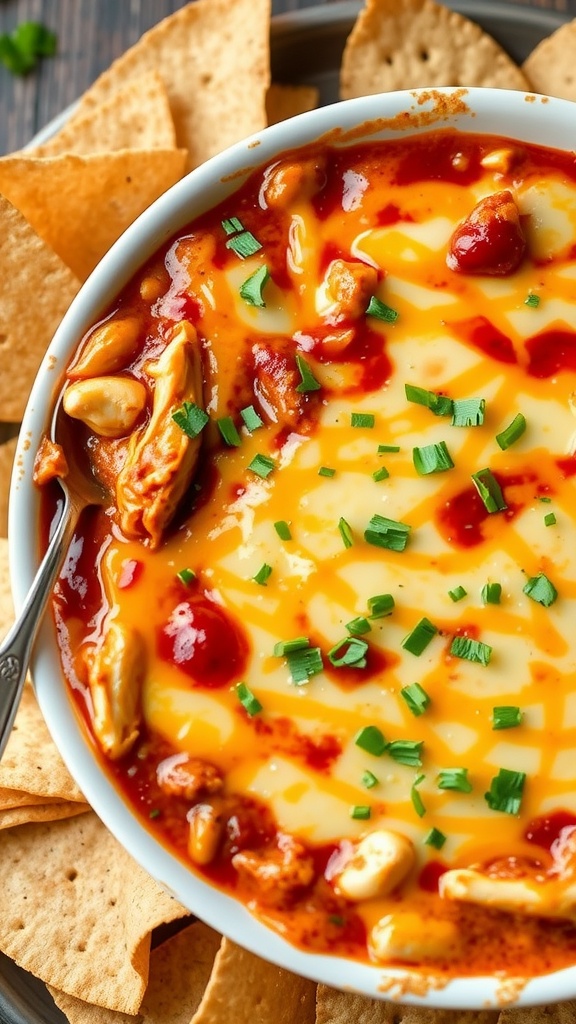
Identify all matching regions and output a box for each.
[0,435,17,534]
[69,0,271,172]
[0,194,80,420]
[340,0,529,99]
[522,19,576,101]
[315,985,500,1024]
[266,83,319,125]
[30,71,177,156]
[0,149,186,282]
[0,802,90,829]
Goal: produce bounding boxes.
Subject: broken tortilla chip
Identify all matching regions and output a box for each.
[340,0,529,99]
[68,0,271,172]
[315,985,500,1024]
[522,19,576,101]
[0,536,12,639]
[266,83,319,125]
[0,802,90,830]
[0,435,17,535]
[0,194,80,420]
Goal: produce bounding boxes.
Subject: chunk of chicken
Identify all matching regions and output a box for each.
[33,437,69,487]
[325,259,379,322]
[260,155,326,210]
[447,190,526,276]
[84,620,145,760]
[232,832,314,905]
[116,320,203,548]
[252,339,311,428]
[156,752,223,800]
[70,316,142,378]
[440,867,576,922]
[332,829,415,902]
[187,802,224,866]
[63,376,147,438]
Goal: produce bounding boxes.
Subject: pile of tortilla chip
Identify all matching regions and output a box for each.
[1,0,575,1020]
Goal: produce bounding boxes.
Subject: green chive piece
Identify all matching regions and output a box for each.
[328,636,369,669]
[217,415,242,447]
[364,514,411,551]
[247,453,276,479]
[539,496,552,503]
[451,397,485,427]
[361,770,379,789]
[318,466,336,478]
[485,767,526,815]
[481,582,502,605]
[378,444,401,453]
[149,808,161,820]
[226,230,262,259]
[338,517,354,549]
[240,405,264,432]
[239,264,270,307]
[253,563,272,586]
[437,767,472,793]
[366,295,399,323]
[351,805,372,820]
[411,774,426,818]
[346,616,371,637]
[525,293,540,308]
[355,725,386,757]
[400,682,431,717]
[386,739,424,767]
[235,682,262,717]
[222,216,244,235]
[405,384,453,417]
[351,412,375,429]
[523,572,558,607]
[274,637,309,656]
[367,593,395,618]
[286,645,323,685]
[402,617,438,656]
[176,567,196,585]
[413,441,454,475]
[172,401,209,439]
[295,353,321,393]
[450,635,492,666]
[544,512,557,527]
[471,468,507,513]
[274,520,292,541]
[492,705,523,730]
[424,827,447,850]
[448,585,467,602]
[496,413,526,451]
[328,914,345,927]
[373,466,390,482]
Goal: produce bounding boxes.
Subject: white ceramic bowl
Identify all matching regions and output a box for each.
[10,86,576,1010]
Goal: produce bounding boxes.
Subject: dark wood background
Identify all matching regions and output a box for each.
[0,0,574,156]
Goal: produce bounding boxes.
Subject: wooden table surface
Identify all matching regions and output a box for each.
[0,0,574,157]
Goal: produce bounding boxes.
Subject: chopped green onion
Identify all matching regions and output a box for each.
[253,563,272,586]
[539,495,552,503]
[226,230,262,259]
[338,517,354,549]
[523,572,558,607]
[354,725,386,757]
[240,405,264,432]
[525,293,540,308]
[451,397,485,427]
[448,585,467,602]
[485,767,526,815]
[318,466,336,478]
[367,593,395,618]
[274,520,292,541]
[364,514,411,552]
[402,617,438,656]
[350,805,371,820]
[471,468,507,513]
[235,682,262,717]
[411,774,426,817]
[361,770,379,789]
[373,466,390,482]
[217,416,242,447]
[239,264,270,307]
[328,636,369,669]
[386,739,423,767]
[247,453,276,479]
[366,295,399,323]
[496,413,526,451]
[400,682,431,717]
[450,635,492,666]
[437,767,472,793]
[286,645,323,685]
[481,582,502,605]
[378,444,400,453]
[295,353,321,393]
[149,808,161,820]
[176,567,196,585]
[346,616,371,636]
[424,827,446,850]
[405,384,453,417]
[492,705,523,730]
[328,914,345,927]
[351,412,375,428]
[222,216,244,235]
[172,401,209,438]
[0,22,57,76]
[274,637,310,656]
[544,511,557,527]
[413,441,454,475]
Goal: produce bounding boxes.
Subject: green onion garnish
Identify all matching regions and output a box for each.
[222,216,244,235]
[247,453,276,479]
[351,412,375,429]
[176,567,196,585]
[405,384,453,417]
[217,416,242,447]
[496,413,526,451]
[424,827,446,850]
[328,637,368,669]
[372,466,390,482]
[295,353,321,393]
[235,682,262,717]
[286,645,323,685]
[539,496,552,503]
[525,293,540,308]
[240,405,264,432]
[485,767,526,815]
[318,466,336,478]
[450,635,492,666]
[386,739,423,767]
[274,637,309,656]
[253,563,272,586]
[338,517,354,549]
[448,585,467,602]
[451,397,485,427]
[239,264,270,307]
[411,774,426,817]
[274,520,292,541]
[226,230,262,259]
[378,444,400,453]
[492,705,523,730]
[402,617,438,656]
[149,808,161,820]
[523,572,558,607]
[413,441,454,475]
[351,805,371,820]
[400,682,431,716]
[471,468,507,513]
[481,582,502,605]
[437,767,472,793]
[361,770,379,789]
[366,295,399,323]
[346,616,371,636]
[354,725,386,757]
[364,514,411,551]
[544,512,557,527]
[172,401,209,438]
[367,593,395,618]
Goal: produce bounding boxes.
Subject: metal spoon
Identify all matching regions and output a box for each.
[0,391,107,760]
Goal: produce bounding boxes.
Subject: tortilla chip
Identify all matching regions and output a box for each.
[0,148,186,282]
[190,936,316,1024]
[0,536,12,640]
[30,71,177,156]
[48,921,221,1024]
[69,0,271,172]
[0,194,80,420]
[315,985,500,1024]
[266,83,319,125]
[0,811,188,1012]
[0,801,90,829]
[340,0,529,99]
[498,1005,576,1023]
[522,20,576,101]
[0,436,17,535]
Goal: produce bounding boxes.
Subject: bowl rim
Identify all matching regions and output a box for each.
[10,85,576,1010]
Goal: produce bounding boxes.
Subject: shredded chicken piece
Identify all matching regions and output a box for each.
[156,752,223,800]
[33,437,69,486]
[84,619,145,760]
[232,832,314,905]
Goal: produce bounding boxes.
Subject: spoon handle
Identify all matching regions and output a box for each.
[0,493,76,761]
